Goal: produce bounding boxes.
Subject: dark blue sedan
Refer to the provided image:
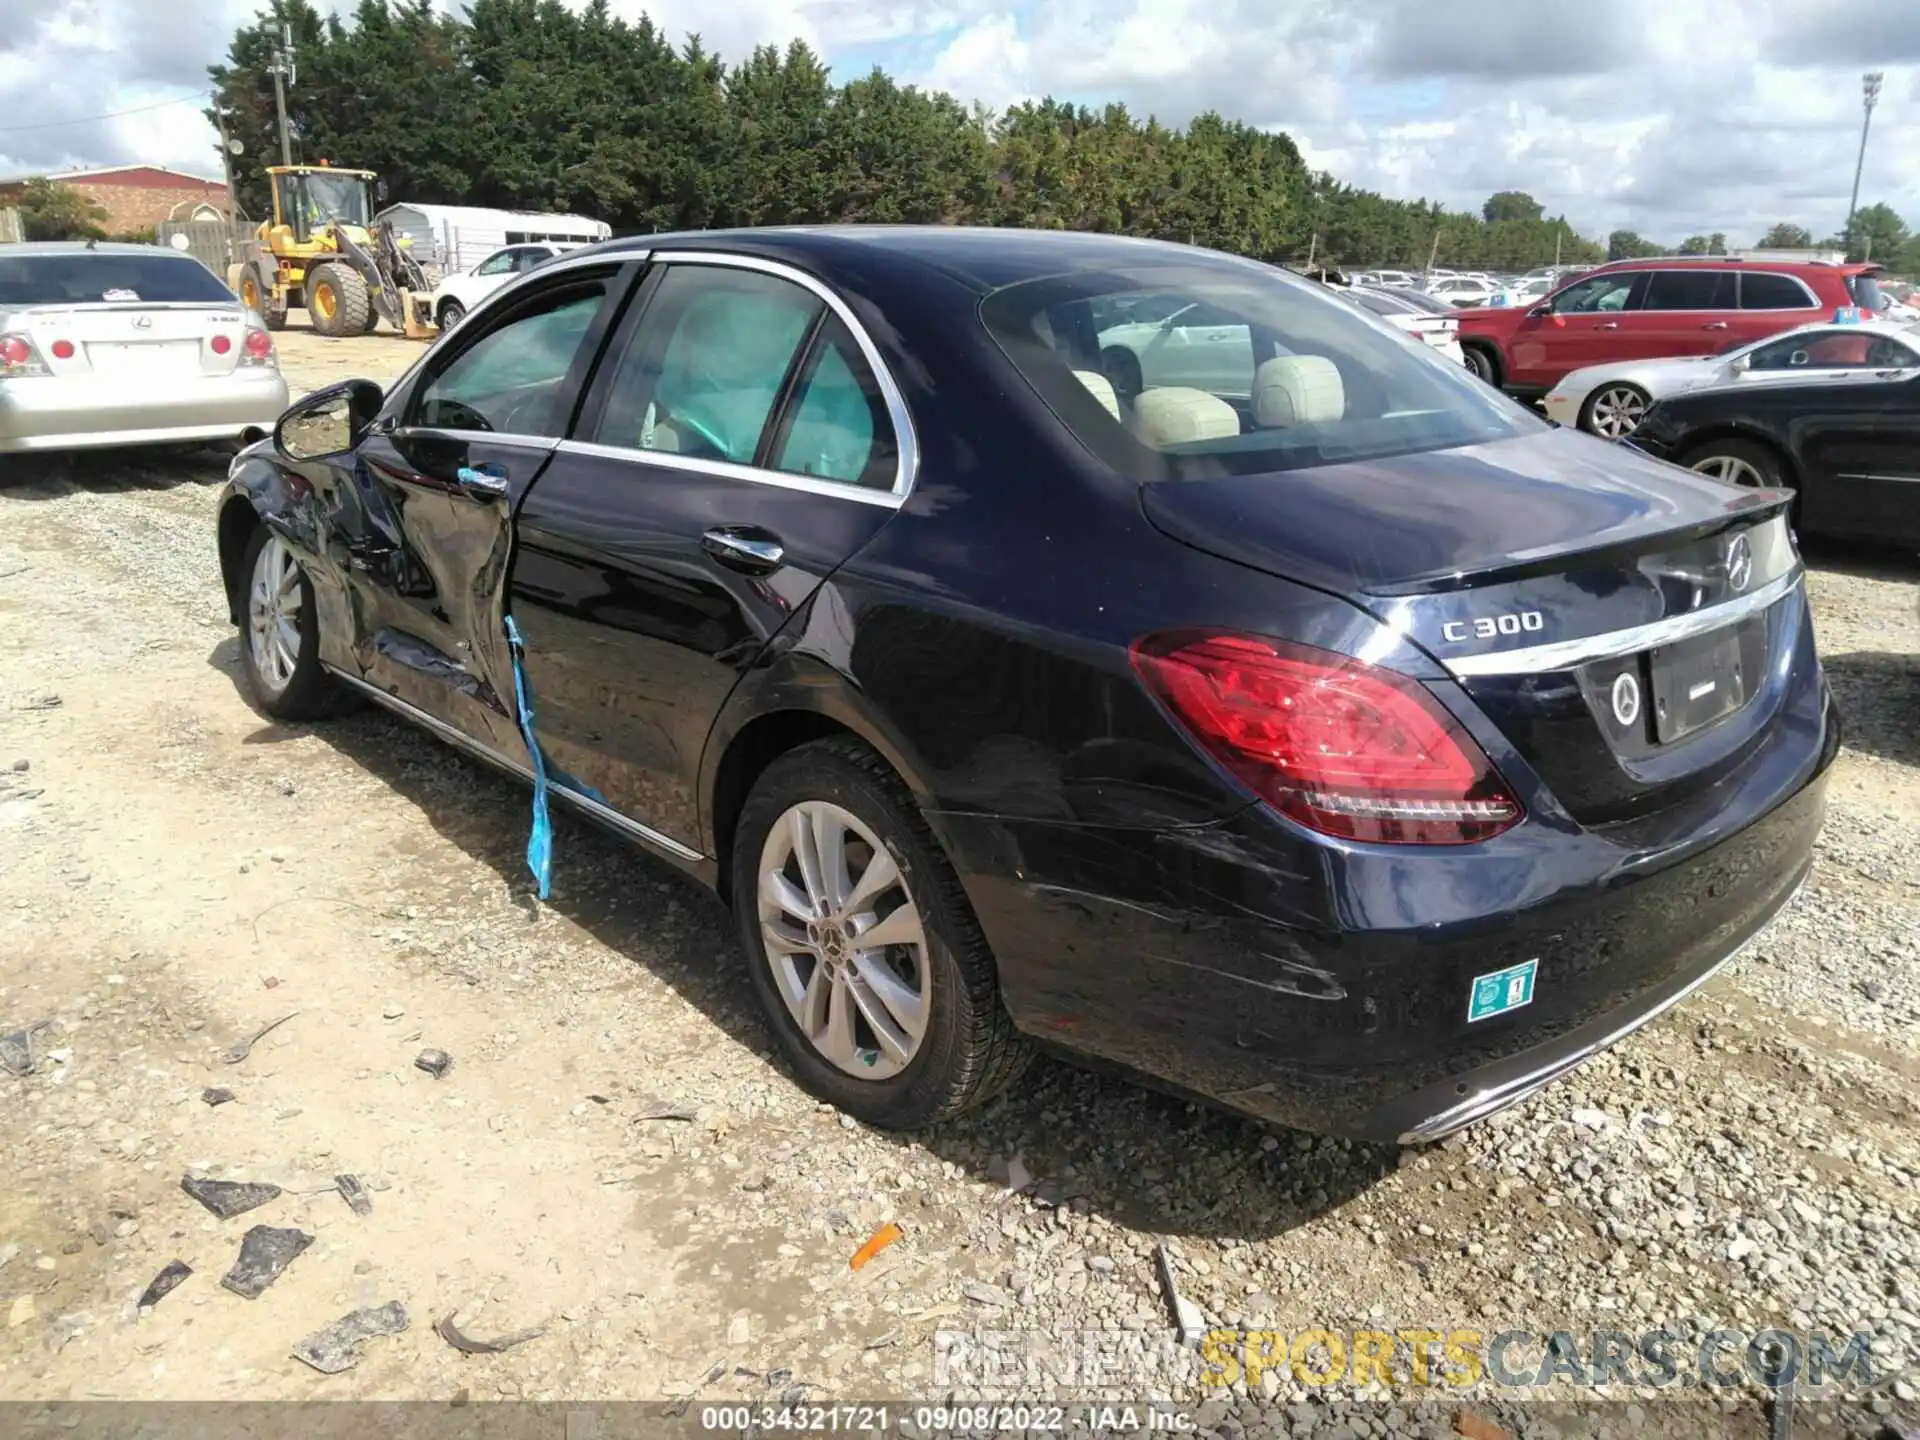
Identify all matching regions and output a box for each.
[213,227,1836,1142]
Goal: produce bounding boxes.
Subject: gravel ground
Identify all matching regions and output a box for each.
[0,333,1915,1437]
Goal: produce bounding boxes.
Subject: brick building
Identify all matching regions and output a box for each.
[0,165,231,235]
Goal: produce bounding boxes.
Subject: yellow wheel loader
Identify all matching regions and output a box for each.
[229,164,436,339]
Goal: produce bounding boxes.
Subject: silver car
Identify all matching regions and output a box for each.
[0,242,289,453]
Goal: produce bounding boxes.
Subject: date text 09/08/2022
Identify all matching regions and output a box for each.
[697,1404,1197,1432]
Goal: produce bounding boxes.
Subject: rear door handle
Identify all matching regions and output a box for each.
[1703,321,1729,330]
[1596,321,1620,329]
[702,526,785,573]
[455,463,508,498]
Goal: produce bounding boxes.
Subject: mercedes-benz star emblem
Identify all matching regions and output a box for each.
[1611,671,1642,728]
[1726,532,1753,593]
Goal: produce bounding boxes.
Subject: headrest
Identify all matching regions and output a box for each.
[1254,355,1345,427]
[1131,387,1240,446]
[1071,369,1122,420]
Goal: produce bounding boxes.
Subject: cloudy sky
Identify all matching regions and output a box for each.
[3,0,1917,244]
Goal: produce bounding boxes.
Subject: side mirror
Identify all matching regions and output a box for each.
[274,378,385,462]
[1729,354,1751,374]
[1526,303,1552,318]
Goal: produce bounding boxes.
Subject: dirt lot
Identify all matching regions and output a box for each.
[1,329,1917,1433]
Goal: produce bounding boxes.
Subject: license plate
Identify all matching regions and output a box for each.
[1468,959,1537,1023]
[85,341,199,373]
[1649,625,1750,743]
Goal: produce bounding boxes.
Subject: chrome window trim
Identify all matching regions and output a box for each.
[387,427,561,452]
[324,666,706,863]
[1434,567,1801,678]
[614,249,921,499]
[557,439,904,508]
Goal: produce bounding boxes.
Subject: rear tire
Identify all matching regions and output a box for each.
[306,262,371,338]
[731,738,1029,1129]
[1681,437,1789,492]
[237,524,356,721]
[1462,344,1501,386]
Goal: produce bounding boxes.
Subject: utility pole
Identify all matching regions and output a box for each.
[1425,229,1440,279]
[1844,70,1883,253]
[269,22,296,169]
[212,96,239,225]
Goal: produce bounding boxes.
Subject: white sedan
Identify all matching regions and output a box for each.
[1337,285,1467,365]
[1544,319,1920,438]
[1426,276,1500,308]
[428,242,582,329]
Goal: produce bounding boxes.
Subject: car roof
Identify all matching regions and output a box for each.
[1,241,205,259]
[593,225,1270,295]
[1587,255,1880,277]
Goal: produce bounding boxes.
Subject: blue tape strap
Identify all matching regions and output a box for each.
[502,614,552,899]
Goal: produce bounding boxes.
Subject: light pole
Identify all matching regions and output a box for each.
[1844,70,1884,253]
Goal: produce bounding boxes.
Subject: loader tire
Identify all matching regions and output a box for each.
[307,262,371,338]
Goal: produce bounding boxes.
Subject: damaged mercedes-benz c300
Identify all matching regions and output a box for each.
[214,226,1836,1143]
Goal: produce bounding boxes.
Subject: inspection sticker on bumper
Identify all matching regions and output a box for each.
[1467,958,1537,1022]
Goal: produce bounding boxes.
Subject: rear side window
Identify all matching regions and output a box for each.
[1642,270,1736,310]
[414,281,608,436]
[1847,273,1885,311]
[770,315,897,490]
[1739,273,1815,309]
[0,252,231,306]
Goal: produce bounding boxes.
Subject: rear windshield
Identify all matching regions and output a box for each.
[1847,272,1885,312]
[981,262,1537,480]
[0,252,233,307]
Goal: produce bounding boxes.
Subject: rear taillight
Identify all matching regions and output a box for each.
[0,333,49,377]
[1131,631,1522,845]
[211,333,233,355]
[241,328,276,367]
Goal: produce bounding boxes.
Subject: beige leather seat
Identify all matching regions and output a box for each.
[1131,386,1240,446]
[1071,369,1122,420]
[1254,355,1345,427]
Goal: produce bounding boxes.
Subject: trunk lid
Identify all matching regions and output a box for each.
[12,304,248,379]
[1141,428,1802,824]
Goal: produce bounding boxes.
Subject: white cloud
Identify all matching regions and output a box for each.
[4,0,1918,248]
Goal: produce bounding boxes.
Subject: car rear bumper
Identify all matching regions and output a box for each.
[0,371,289,452]
[938,682,1835,1141]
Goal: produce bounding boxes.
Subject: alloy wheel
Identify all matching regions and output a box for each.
[756,801,929,1080]
[1587,385,1647,438]
[1690,454,1766,488]
[247,534,303,696]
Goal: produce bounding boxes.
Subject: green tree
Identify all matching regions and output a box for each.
[1607,229,1662,260]
[16,178,109,240]
[1758,222,1812,248]
[1840,202,1909,263]
[1677,234,1711,254]
[1707,232,1727,254]
[1482,190,1543,224]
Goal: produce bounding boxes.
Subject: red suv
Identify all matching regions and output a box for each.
[1456,257,1885,395]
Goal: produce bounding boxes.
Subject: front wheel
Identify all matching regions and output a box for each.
[238,525,355,721]
[732,739,1029,1129]
[437,299,465,331]
[1462,345,1501,385]
[306,261,371,338]
[1581,382,1650,439]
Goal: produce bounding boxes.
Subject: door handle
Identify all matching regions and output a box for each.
[1596,321,1620,329]
[455,464,508,498]
[702,527,785,573]
[1702,321,1729,330]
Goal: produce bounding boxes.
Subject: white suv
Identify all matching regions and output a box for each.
[429,243,581,329]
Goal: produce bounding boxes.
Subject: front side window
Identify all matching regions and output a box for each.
[414,281,608,436]
[1641,270,1736,311]
[1552,273,1640,313]
[473,251,517,277]
[1739,273,1815,309]
[982,261,1538,480]
[595,266,822,464]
